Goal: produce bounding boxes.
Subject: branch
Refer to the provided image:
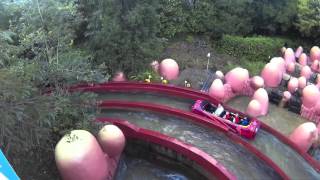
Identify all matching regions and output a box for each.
[35,0,51,63]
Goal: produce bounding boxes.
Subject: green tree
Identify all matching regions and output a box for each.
[295,0,320,42]
[81,0,163,74]
[250,0,298,35]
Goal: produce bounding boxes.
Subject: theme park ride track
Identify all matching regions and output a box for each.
[97,100,289,179]
[97,118,236,180]
[69,82,320,172]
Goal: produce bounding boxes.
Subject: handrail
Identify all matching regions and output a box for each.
[96,118,236,180]
[98,100,289,179]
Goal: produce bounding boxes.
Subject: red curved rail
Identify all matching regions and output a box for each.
[97,118,236,180]
[98,100,289,179]
[70,82,320,172]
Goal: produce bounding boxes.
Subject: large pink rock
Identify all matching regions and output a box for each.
[97,125,125,158]
[215,70,224,80]
[55,130,108,180]
[300,66,312,79]
[225,67,249,92]
[310,46,320,62]
[246,99,262,117]
[150,60,160,72]
[302,85,320,108]
[286,62,295,73]
[279,91,292,107]
[261,63,282,87]
[270,57,286,73]
[112,71,127,82]
[252,88,269,115]
[159,59,179,80]
[287,77,298,93]
[295,46,303,59]
[299,53,308,66]
[281,47,286,55]
[209,79,225,100]
[284,48,295,65]
[311,60,319,72]
[289,122,318,152]
[298,76,307,89]
[283,91,292,100]
[250,76,264,90]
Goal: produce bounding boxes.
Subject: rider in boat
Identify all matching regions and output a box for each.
[240,117,250,126]
[214,104,224,116]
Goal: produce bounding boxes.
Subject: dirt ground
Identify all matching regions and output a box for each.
[160,36,240,89]
[160,36,240,73]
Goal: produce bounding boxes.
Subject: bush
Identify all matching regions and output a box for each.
[214,35,297,63]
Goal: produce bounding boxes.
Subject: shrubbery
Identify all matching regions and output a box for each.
[214,35,297,62]
[214,35,298,75]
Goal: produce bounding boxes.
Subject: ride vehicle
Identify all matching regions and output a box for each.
[192,100,260,139]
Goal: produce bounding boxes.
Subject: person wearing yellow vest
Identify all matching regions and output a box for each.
[145,75,152,83]
[160,76,168,84]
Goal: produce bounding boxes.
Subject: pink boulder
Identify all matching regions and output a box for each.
[281,47,287,55]
[209,79,225,100]
[279,91,292,108]
[286,62,296,73]
[295,46,303,58]
[300,66,312,79]
[252,88,269,115]
[225,67,249,92]
[284,48,295,65]
[287,77,299,93]
[311,60,319,72]
[270,57,286,73]
[250,76,264,89]
[298,76,307,89]
[215,70,224,80]
[159,59,179,80]
[302,85,320,108]
[299,53,308,66]
[283,91,292,100]
[112,71,127,82]
[310,46,320,62]
[97,125,125,158]
[261,63,282,87]
[150,60,160,72]
[55,130,108,180]
[289,122,318,152]
[246,99,262,117]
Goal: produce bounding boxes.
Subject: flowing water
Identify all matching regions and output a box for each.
[227,96,320,179]
[98,109,281,180]
[115,155,190,180]
[98,92,194,110]
[226,96,306,135]
[97,92,320,179]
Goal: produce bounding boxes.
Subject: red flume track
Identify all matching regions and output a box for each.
[97,118,236,180]
[98,100,289,179]
[69,82,320,172]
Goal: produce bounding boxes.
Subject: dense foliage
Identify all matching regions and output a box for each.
[214,35,296,75]
[80,0,164,74]
[296,0,320,43]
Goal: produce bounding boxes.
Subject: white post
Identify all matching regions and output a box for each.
[206,52,211,72]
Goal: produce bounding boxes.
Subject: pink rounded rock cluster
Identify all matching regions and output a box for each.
[260,45,320,152]
[55,125,125,180]
[208,67,269,117]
